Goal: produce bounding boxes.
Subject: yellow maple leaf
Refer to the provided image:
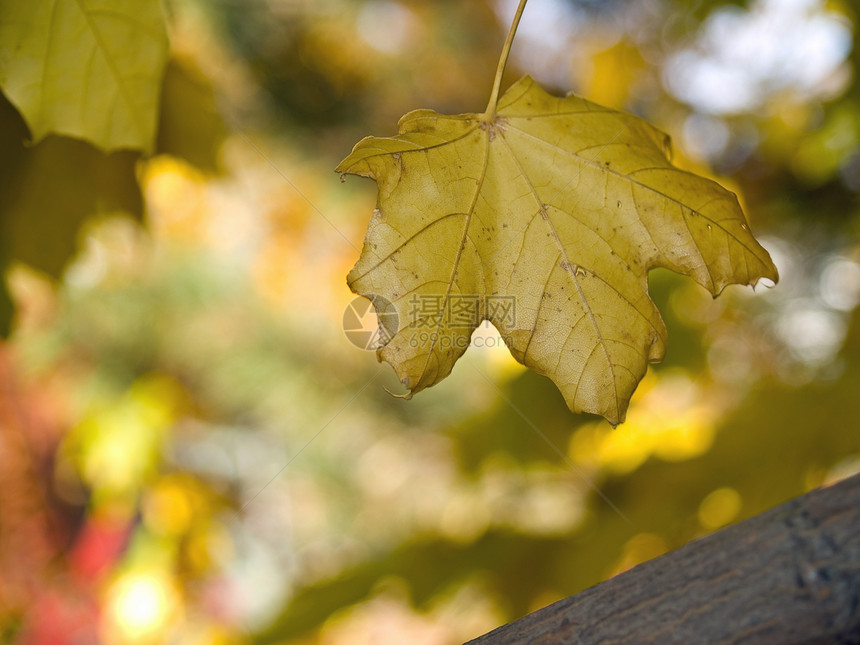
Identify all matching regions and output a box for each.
[338,5,777,426]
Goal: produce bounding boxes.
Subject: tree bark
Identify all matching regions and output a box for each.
[465,473,860,644]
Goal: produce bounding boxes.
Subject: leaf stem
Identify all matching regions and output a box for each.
[483,0,529,120]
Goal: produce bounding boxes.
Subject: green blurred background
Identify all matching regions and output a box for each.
[1,0,859,643]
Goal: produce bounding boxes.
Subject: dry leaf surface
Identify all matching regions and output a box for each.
[339,76,777,424]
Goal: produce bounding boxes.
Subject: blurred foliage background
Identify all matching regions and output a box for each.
[1,0,859,643]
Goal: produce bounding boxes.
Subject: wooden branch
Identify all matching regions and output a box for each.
[465,473,860,644]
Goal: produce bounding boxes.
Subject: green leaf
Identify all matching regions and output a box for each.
[0,137,142,280]
[0,268,12,337]
[0,0,169,153]
[0,92,142,289]
[339,76,778,425]
[156,59,227,173]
